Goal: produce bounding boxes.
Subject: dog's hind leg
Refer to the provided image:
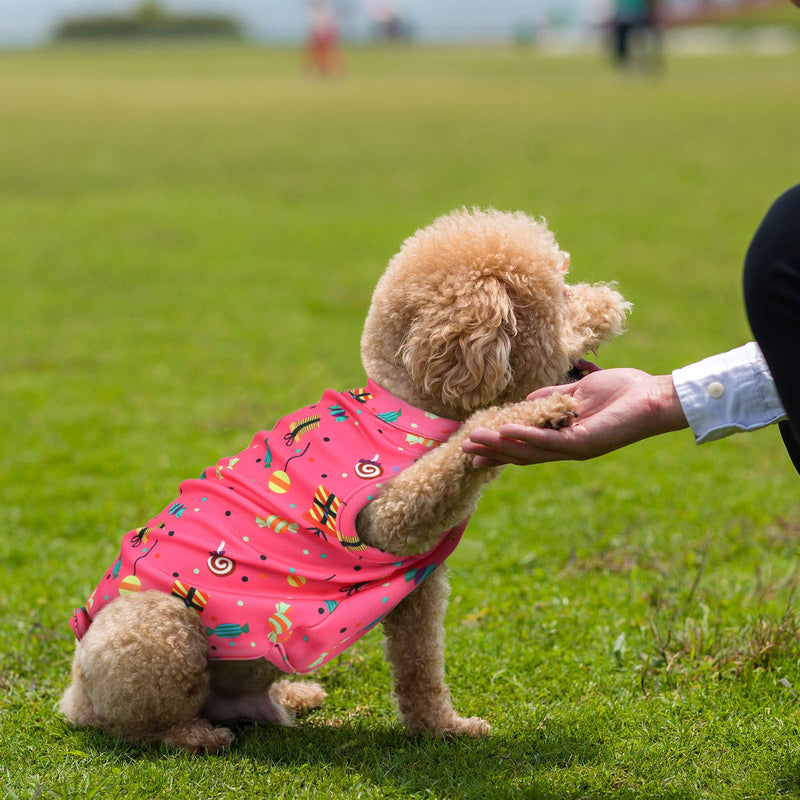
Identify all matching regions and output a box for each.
[60,591,233,754]
[60,652,105,729]
[203,660,324,725]
[382,565,490,737]
[270,679,327,714]
[159,718,235,754]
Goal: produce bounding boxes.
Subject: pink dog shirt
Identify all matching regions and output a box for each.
[70,380,467,673]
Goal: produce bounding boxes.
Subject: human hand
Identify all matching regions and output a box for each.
[462,368,688,466]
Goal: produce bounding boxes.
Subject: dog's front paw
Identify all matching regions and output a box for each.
[408,713,491,738]
[443,715,491,738]
[533,393,578,430]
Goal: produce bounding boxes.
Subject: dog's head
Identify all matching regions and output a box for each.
[361,208,630,420]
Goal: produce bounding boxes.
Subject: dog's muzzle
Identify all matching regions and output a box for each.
[565,358,601,383]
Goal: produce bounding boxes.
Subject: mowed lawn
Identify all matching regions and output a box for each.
[2,43,800,799]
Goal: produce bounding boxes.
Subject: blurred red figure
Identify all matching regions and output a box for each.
[305,0,345,76]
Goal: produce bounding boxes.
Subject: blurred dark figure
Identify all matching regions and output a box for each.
[366,0,412,41]
[305,0,346,76]
[611,0,662,71]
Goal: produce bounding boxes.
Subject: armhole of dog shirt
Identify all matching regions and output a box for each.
[336,478,385,557]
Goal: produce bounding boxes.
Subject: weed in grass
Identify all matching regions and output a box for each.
[643,606,800,692]
[638,536,800,692]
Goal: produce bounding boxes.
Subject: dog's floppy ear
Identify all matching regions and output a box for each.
[564,282,631,354]
[398,277,517,413]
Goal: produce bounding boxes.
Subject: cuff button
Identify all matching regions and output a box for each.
[707,381,725,399]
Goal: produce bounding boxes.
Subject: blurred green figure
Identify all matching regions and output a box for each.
[611,0,661,70]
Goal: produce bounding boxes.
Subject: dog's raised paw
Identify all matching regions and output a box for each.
[543,409,578,430]
[534,393,579,430]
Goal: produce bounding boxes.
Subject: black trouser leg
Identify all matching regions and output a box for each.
[743,184,800,473]
[614,22,631,64]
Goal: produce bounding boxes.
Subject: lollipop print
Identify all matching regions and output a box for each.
[207,541,236,577]
[286,572,307,588]
[355,454,383,480]
[118,575,142,595]
[268,470,291,494]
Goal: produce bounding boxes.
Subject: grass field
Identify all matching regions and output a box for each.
[2,43,800,799]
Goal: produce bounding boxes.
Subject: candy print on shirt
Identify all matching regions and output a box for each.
[70,380,468,674]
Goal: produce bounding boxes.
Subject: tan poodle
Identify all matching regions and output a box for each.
[60,208,629,754]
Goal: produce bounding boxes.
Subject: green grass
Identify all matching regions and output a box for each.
[2,43,800,799]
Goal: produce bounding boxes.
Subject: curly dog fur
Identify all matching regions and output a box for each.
[60,208,629,753]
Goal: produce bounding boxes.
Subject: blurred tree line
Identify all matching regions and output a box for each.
[54,1,242,42]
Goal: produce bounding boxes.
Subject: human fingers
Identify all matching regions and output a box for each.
[466,424,575,457]
[494,422,574,444]
[495,421,598,462]
[465,428,509,449]
[470,453,506,468]
[464,427,576,465]
[462,431,512,462]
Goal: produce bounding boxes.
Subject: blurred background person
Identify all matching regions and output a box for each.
[610,0,662,70]
[367,0,404,40]
[305,0,346,76]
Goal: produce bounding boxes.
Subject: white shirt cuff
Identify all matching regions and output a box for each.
[672,342,787,444]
